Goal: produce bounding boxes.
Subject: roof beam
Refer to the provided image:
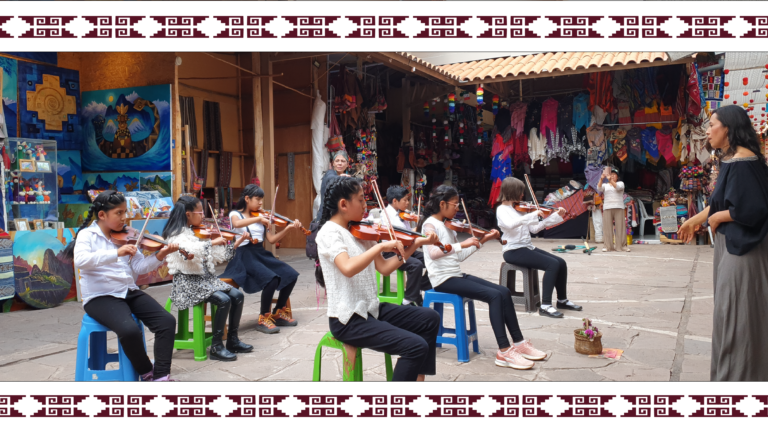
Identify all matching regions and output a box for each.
[269,52,338,62]
[356,52,461,86]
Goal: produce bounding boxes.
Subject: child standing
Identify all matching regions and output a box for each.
[220,184,302,334]
[162,196,254,361]
[496,177,583,319]
[315,176,441,381]
[65,191,179,381]
[420,185,547,370]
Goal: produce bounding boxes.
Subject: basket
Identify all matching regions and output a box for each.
[574,329,603,355]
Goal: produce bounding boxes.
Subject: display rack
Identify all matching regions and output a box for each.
[3,138,58,231]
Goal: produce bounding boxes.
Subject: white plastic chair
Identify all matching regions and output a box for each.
[635,198,659,238]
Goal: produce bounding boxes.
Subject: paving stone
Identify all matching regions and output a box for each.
[0,361,58,381]
[596,363,670,381]
[682,354,711,375]
[621,348,676,369]
[540,369,607,381]
[684,339,712,356]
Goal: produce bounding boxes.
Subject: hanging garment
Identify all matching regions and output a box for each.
[644,101,662,129]
[540,97,559,137]
[588,71,614,114]
[495,107,512,133]
[573,93,591,131]
[584,164,604,191]
[626,127,646,165]
[202,101,223,151]
[586,124,607,166]
[592,106,608,125]
[675,67,688,119]
[686,64,702,119]
[659,102,677,124]
[509,102,527,137]
[512,133,531,167]
[633,109,647,130]
[641,127,660,160]
[656,127,675,164]
[180,96,199,149]
[528,128,547,166]
[523,100,542,135]
[218,151,233,187]
[489,152,512,206]
[557,96,574,143]
[617,101,632,130]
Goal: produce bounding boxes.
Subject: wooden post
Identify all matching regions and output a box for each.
[184,125,192,193]
[401,77,412,208]
[252,53,264,190]
[172,59,183,201]
[260,54,277,256]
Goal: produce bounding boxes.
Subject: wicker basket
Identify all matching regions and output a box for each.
[574,329,603,355]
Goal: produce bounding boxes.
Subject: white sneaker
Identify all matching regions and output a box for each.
[495,346,534,370]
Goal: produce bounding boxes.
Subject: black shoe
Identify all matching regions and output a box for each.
[226,330,254,353]
[557,301,583,311]
[538,307,564,318]
[209,343,238,361]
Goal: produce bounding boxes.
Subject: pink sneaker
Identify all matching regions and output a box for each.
[515,340,547,361]
[495,346,534,370]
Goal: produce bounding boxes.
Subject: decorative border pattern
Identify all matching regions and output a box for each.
[2,394,768,418]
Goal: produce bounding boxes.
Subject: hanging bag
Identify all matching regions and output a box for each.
[189,156,205,192]
[326,109,345,152]
[249,163,260,186]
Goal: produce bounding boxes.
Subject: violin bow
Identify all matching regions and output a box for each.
[372,179,403,261]
[129,200,157,262]
[207,203,226,241]
[524,174,543,221]
[268,185,279,230]
[460,198,477,240]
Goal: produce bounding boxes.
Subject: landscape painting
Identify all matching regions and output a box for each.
[12,228,78,309]
[148,197,174,217]
[18,61,81,150]
[1,56,17,138]
[81,171,140,194]
[59,204,91,228]
[140,172,172,197]
[81,84,172,171]
[55,150,84,195]
[130,218,172,285]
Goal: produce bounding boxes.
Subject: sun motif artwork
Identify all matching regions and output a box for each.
[25,74,76,132]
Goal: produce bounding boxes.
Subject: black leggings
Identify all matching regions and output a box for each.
[260,277,296,315]
[206,288,245,332]
[503,247,568,305]
[329,302,440,381]
[84,290,176,379]
[434,274,523,349]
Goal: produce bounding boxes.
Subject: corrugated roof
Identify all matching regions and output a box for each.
[395,52,676,83]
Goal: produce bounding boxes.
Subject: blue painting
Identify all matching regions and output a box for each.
[81,84,172,172]
[13,229,77,309]
[1,57,17,138]
[18,62,81,150]
[81,171,140,194]
[140,172,172,197]
[148,197,174,218]
[55,150,84,195]
[3,53,57,65]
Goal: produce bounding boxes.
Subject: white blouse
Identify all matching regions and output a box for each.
[496,204,563,252]
[598,181,625,210]
[316,220,380,325]
[229,210,265,245]
[422,216,478,287]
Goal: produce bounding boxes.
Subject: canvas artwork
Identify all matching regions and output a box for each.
[140,172,172,197]
[55,150,84,195]
[18,62,80,150]
[59,203,91,228]
[81,84,172,171]
[124,190,164,215]
[148,197,173,217]
[1,56,18,138]
[129,218,172,285]
[81,171,140,194]
[12,228,78,309]
[126,196,142,218]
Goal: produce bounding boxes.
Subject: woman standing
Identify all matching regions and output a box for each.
[315,150,350,221]
[678,105,768,381]
[599,166,629,252]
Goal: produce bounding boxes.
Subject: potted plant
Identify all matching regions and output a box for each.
[574,318,603,355]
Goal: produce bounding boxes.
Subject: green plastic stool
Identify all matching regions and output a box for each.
[164,298,217,362]
[313,331,393,381]
[375,270,405,305]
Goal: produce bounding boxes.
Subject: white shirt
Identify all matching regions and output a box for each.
[598,181,625,210]
[496,204,564,252]
[422,216,478,287]
[367,205,412,231]
[316,221,379,325]
[229,210,265,245]
[75,222,163,305]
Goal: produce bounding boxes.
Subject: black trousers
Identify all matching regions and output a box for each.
[434,274,524,349]
[503,247,568,305]
[329,302,440,381]
[382,250,432,303]
[84,290,176,379]
[206,288,245,332]
[260,277,296,315]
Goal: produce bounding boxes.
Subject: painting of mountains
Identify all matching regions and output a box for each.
[1,56,17,138]
[140,172,172,197]
[55,150,84,195]
[12,229,78,309]
[81,171,140,194]
[81,84,171,171]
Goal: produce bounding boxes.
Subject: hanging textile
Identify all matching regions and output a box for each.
[524,100,542,135]
[528,128,547,166]
[218,151,232,188]
[202,101,223,151]
[641,127,660,160]
[587,71,614,114]
[180,95,198,149]
[488,152,512,206]
[572,93,591,131]
[686,64,702,119]
[540,97,559,137]
[557,96,574,143]
[199,149,210,186]
[509,102,527,136]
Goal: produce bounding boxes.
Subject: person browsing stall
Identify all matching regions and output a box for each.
[598,166,629,252]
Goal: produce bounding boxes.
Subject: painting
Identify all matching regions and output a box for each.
[35,161,51,172]
[18,61,80,150]
[81,171,140,194]
[148,197,174,218]
[55,150,84,195]
[130,218,172,285]
[124,190,164,214]
[12,228,78,309]
[81,84,172,171]
[140,172,172,197]
[59,204,91,228]
[19,159,35,172]
[126,196,142,218]
[0,56,17,138]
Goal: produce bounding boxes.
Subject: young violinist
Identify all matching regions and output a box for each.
[64,191,180,381]
[419,185,547,370]
[162,196,253,361]
[497,177,583,319]
[369,185,432,306]
[220,184,302,334]
[315,176,441,381]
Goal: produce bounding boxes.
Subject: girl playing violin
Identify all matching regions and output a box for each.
[419,185,547,370]
[220,184,302,334]
[162,196,253,361]
[497,177,583,319]
[64,191,179,381]
[315,176,441,381]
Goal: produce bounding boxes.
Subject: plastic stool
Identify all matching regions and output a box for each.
[423,290,479,363]
[165,298,216,361]
[313,331,393,381]
[75,313,146,381]
[375,270,405,305]
[499,262,541,312]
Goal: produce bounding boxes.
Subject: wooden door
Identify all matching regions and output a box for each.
[274,125,313,249]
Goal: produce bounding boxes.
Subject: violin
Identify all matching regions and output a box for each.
[398,209,419,223]
[444,219,507,245]
[250,210,311,236]
[513,202,566,217]
[111,226,194,259]
[349,221,416,247]
[204,223,259,245]
[389,225,452,254]
[191,224,215,240]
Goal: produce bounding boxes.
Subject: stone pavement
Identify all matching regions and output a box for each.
[0,237,714,382]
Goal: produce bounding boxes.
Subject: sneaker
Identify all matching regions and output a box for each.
[515,340,547,361]
[272,307,297,327]
[495,346,534,370]
[602,248,608,252]
[139,369,154,381]
[152,375,177,382]
[622,247,631,252]
[255,313,280,334]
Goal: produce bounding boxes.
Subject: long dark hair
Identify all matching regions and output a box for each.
[63,190,126,259]
[314,176,362,288]
[235,184,265,212]
[416,185,459,232]
[162,195,200,239]
[712,105,764,161]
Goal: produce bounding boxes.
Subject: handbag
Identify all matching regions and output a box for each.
[189,156,205,192]
[305,221,320,260]
[326,109,345,152]
[249,164,260,186]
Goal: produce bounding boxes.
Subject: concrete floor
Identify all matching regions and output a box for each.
[0,236,714,382]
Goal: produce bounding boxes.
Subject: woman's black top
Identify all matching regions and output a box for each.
[315,169,340,221]
[708,155,768,256]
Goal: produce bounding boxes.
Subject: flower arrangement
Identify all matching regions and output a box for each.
[577,318,599,341]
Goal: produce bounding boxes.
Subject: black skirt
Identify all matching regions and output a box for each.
[219,242,300,294]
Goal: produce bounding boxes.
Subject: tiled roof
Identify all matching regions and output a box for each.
[395,52,675,83]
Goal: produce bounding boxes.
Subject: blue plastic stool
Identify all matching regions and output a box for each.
[75,313,146,382]
[423,290,479,363]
